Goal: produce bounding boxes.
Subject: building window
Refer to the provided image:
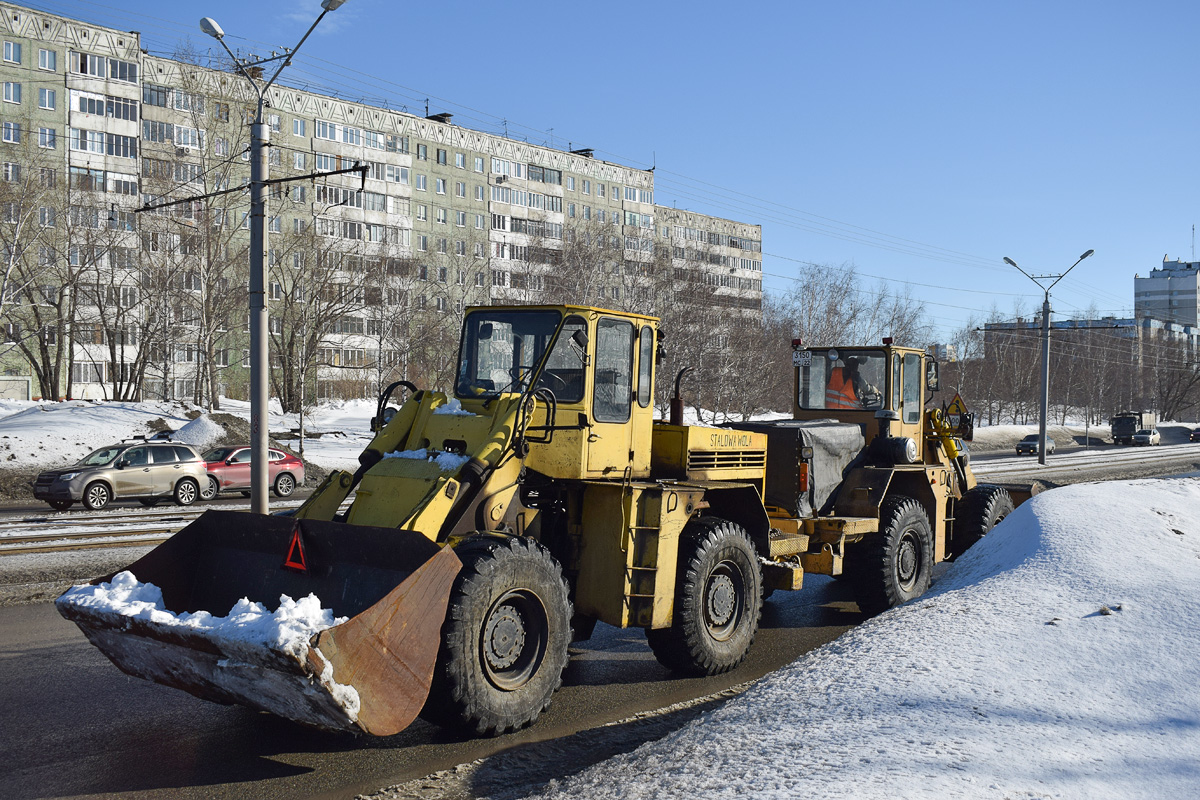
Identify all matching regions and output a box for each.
[416,143,427,160]
[38,88,55,110]
[475,214,484,229]
[38,48,55,71]
[436,178,446,194]
[386,164,409,184]
[456,181,466,198]
[293,118,306,137]
[3,82,20,104]
[455,152,466,169]
[415,174,427,191]
[268,114,281,132]
[455,210,466,227]
[38,127,55,149]
[566,176,575,191]
[294,151,306,170]
[436,148,447,165]
[3,42,20,64]
[474,156,484,173]
[475,185,484,201]
[2,121,21,143]
[143,84,168,107]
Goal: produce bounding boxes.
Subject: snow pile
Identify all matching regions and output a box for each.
[528,480,1200,800]
[432,398,475,416]
[60,570,348,658]
[172,414,225,451]
[383,447,471,472]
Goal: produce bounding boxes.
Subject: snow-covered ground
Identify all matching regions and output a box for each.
[0,397,378,473]
[521,479,1200,800]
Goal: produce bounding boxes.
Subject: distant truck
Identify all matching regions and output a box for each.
[1111,411,1156,445]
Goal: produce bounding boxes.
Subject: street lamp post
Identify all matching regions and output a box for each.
[1003,249,1095,466]
[200,0,347,514]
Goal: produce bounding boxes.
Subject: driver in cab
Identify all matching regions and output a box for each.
[826,355,882,410]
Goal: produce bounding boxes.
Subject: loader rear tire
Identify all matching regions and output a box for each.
[851,496,933,616]
[423,536,571,736]
[952,485,1014,559]
[646,517,762,676]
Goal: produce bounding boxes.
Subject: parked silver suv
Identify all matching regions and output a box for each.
[34,439,208,511]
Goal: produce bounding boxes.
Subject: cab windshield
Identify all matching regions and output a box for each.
[455,310,565,398]
[76,446,123,467]
[796,348,887,411]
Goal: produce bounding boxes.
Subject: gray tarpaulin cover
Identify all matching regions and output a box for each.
[725,420,866,517]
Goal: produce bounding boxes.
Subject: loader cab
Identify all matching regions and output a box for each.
[454,305,657,480]
[792,343,931,459]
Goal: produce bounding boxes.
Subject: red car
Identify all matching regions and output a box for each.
[199,446,305,500]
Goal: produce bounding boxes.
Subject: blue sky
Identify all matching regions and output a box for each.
[30,0,1200,338]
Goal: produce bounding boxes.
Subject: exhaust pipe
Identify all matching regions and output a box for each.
[670,367,693,426]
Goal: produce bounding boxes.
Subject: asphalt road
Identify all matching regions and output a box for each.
[0,576,859,800]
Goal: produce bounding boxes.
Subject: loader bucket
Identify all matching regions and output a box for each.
[55,510,461,736]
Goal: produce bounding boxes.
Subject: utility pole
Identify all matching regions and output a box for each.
[199,1,348,513]
[1003,249,1095,465]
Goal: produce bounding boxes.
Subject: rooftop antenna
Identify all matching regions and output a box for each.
[424,98,429,117]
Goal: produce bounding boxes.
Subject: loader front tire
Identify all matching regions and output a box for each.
[851,495,932,615]
[646,517,762,676]
[952,485,1014,559]
[424,536,571,736]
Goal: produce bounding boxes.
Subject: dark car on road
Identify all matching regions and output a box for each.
[1015,434,1055,455]
[199,446,305,500]
[1190,428,1200,443]
[33,440,207,511]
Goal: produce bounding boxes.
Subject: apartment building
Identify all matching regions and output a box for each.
[0,2,762,403]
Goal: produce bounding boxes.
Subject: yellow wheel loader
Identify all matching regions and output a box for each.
[57,306,1026,739]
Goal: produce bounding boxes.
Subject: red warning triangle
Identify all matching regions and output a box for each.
[283,526,308,573]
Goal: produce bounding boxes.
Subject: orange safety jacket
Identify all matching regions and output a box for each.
[825,367,859,409]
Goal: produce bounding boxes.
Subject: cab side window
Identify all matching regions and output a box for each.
[123,447,149,466]
[593,318,634,423]
[902,353,922,423]
[636,327,653,408]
